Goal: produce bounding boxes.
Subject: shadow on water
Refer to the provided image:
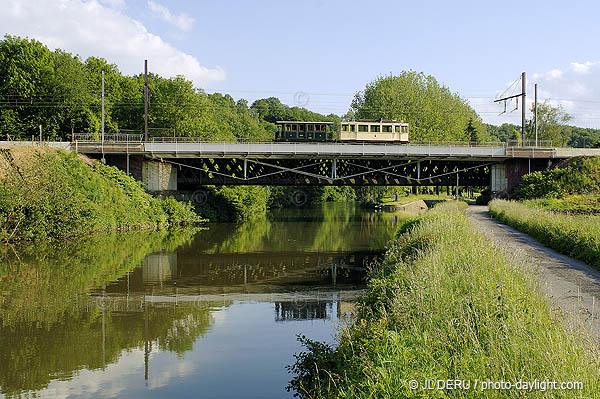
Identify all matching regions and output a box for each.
[0,203,418,398]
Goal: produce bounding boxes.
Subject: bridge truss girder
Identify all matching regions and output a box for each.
[166,157,494,187]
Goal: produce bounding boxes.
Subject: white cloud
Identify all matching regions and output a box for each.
[99,0,125,10]
[148,1,194,32]
[1,0,224,86]
[530,61,600,128]
[477,62,600,129]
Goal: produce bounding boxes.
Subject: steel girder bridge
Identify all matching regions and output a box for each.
[65,136,600,189]
[142,140,518,187]
[168,157,493,187]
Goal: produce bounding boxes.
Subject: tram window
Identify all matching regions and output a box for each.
[342,124,349,132]
[402,126,408,133]
[395,125,401,133]
[370,125,380,132]
[299,124,305,132]
[292,124,298,131]
[350,124,356,132]
[285,124,291,132]
[308,124,314,131]
[358,124,368,132]
[382,125,392,132]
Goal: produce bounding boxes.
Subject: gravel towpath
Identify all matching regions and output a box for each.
[466,205,600,336]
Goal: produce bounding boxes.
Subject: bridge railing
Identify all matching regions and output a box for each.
[70,133,554,149]
[73,133,144,143]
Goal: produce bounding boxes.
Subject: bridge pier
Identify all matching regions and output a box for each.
[490,158,550,198]
[142,159,177,193]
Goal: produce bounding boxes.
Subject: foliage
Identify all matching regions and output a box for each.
[0,147,202,241]
[485,123,520,143]
[0,35,337,142]
[289,202,600,398]
[350,71,487,142]
[489,199,600,267]
[196,185,270,222]
[511,156,600,199]
[465,117,478,142]
[526,100,572,146]
[251,97,339,124]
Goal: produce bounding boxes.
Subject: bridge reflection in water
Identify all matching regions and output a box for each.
[0,204,409,398]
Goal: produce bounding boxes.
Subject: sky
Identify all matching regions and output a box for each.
[2,0,600,128]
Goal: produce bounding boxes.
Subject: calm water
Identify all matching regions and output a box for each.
[0,203,414,398]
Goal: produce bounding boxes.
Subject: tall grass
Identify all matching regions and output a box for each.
[489,199,600,267]
[289,202,600,398]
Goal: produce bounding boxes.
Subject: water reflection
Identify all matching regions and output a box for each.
[0,204,416,398]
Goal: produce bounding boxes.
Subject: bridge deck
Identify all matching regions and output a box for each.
[3,141,599,160]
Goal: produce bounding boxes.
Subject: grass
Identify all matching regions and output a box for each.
[524,194,600,215]
[289,201,600,398]
[0,147,202,241]
[489,199,600,267]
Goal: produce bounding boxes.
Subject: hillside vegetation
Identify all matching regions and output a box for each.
[0,146,201,241]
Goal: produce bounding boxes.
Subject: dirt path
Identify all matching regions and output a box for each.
[466,205,600,337]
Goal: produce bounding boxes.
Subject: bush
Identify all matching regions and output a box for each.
[196,185,270,222]
[512,156,600,199]
[0,148,202,241]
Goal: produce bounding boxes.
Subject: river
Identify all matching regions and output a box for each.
[0,203,415,398]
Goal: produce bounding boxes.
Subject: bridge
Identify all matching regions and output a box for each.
[4,135,600,196]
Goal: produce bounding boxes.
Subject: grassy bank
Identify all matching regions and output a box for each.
[489,199,600,267]
[0,147,201,241]
[522,194,600,215]
[289,202,600,398]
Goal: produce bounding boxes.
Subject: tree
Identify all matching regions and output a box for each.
[465,118,479,143]
[350,71,486,142]
[529,100,572,146]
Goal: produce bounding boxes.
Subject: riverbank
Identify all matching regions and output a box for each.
[0,146,202,242]
[289,202,600,398]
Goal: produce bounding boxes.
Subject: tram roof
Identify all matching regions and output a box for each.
[276,121,334,124]
[343,119,406,124]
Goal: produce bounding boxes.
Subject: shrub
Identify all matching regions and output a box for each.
[512,156,600,200]
[0,148,202,241]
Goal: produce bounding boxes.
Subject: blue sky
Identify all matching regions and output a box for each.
[3,0,600,127]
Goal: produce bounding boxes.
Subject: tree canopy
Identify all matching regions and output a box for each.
[350,71,487,142]
[526,100,572,146]
[0,35,333,141]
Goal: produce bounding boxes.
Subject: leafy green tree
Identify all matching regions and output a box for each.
[350,71,485,142]
[529,100,572,146]
[465,118,479,143]
[0,36,57,139]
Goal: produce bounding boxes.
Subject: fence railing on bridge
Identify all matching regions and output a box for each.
[71,133,552,148]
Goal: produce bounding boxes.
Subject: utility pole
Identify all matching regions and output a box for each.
[494,72,526,145]
[521,71,526,145]
[101,70,105,161]
[534,83,538,147]
[144,60,149,141]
